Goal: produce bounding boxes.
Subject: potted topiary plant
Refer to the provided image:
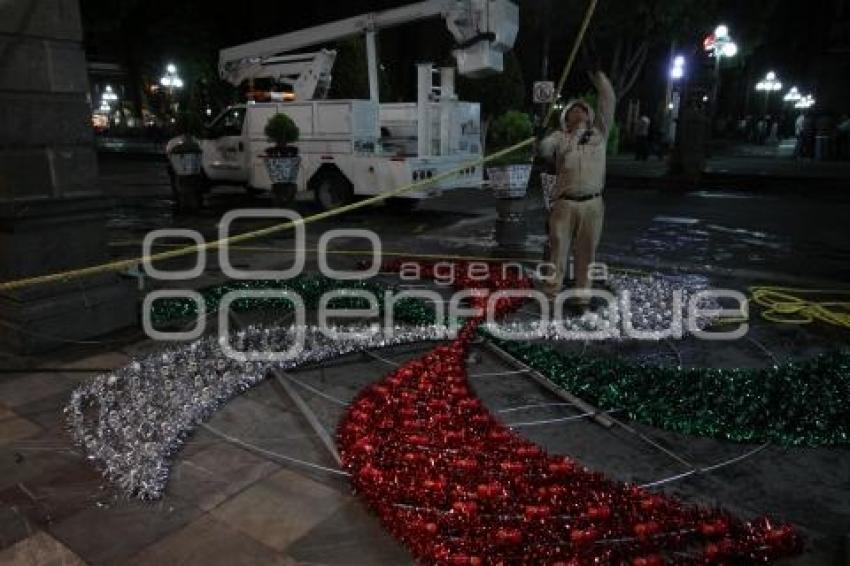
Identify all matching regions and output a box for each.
[167,112,203,177]
[166,112,205,213]
[486,110,535,199]
[263,112,301,207]
[486,110,534,251]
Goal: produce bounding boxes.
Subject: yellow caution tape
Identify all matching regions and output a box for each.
[0,0,602,294]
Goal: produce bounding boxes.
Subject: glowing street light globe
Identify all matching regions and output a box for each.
[160,63,184,90]
[669,54,686,80]
[795,95,815,109]
[704,25,737,61]
[784,87,802,102]
[102,85,118,102]
[756,71,782,92]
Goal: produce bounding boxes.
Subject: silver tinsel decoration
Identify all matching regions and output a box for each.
[487,272,722,341]
[66,324,451,500]
[66,272,724,500]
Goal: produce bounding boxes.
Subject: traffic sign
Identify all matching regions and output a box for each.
[533,81,555,104]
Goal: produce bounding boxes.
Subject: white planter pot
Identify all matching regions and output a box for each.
[487,164,532,199]
[168,152,201,177]
[264,156,301,184]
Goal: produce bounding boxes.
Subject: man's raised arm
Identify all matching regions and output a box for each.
[591,71,616,137]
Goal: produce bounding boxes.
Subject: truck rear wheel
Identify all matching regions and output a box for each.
[314,172,353,211]
[272,183,297,207]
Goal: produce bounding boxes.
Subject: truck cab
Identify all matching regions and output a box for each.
[201,106,249,185]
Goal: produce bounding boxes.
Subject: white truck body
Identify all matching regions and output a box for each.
[167,0,516,209]
[195,96,483,200]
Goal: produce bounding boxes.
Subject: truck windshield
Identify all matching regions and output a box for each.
[209,107,245,137]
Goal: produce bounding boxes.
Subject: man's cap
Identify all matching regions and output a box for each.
[560,99,595,129]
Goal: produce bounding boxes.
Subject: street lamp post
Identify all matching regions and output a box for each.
[101,84,118,104]
[666,54,685,146]
[755,71,783,115]
[159,63,184,121]
[780,87,803,139]
[794,94,815,109]
[783,86,802,104]
[98,84,120,126]
[704,25,738,124]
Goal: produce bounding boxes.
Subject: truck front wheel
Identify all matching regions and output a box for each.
[385,197,419,212]
[314,172,353,211]
[272,183,297,208]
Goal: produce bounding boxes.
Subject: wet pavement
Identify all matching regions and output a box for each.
[1,298,848,564]
[98,153,850,288]
[1,154,849,564]
[607,153,850,182]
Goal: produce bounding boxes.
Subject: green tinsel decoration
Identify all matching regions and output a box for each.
[148,275,437,327]
[493,339,850,447]
[150,277,849,447]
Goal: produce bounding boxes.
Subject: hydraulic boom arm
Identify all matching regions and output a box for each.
[219,0,518,100]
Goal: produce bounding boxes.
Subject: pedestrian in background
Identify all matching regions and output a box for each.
[635,114,650,160]
[746,115,757,143]
[799,113,817,158]
[768,118,779,145]
[756,117,768,145]
[737,117,748,140]
[837,114,850,160]
[649,120,666,160]
[794,113,806,158]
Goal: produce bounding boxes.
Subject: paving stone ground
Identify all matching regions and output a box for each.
[1,279,848,564]
[3,157,850,563]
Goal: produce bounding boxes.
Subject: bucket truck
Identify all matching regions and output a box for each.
[166,0,519,211]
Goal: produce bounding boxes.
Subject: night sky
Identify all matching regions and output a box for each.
[80,0,850,115]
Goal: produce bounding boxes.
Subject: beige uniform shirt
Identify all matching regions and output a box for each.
[540,76,616,199]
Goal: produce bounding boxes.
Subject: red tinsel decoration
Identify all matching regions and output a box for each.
[338,261,800,564]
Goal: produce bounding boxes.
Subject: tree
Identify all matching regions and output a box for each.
[456,50,526,152]
[82,0,237,124]
[328,38,370,99]
[578,0,721,100]
[328,37,397,101]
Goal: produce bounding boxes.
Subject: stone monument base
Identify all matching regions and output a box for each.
[0,198,136,353]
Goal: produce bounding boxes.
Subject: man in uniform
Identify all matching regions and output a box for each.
[538,71,616,307]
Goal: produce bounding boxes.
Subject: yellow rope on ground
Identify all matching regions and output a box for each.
[0,139,531,292]
[749,286,850,328]
[0,0,600,294]
[107,242,546,264]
